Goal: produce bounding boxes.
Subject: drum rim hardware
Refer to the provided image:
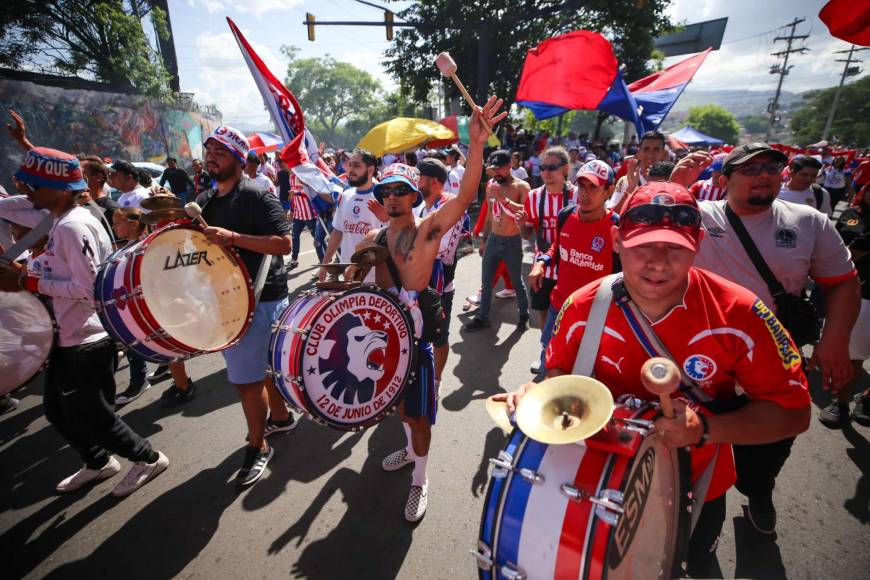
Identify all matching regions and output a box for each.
[561,484,625,526]
[489,451,544,484]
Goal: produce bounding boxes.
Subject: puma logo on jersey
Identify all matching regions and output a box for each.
[601,355,624,374]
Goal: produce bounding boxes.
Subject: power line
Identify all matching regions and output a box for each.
[765,17,809,141]
[821,45,868,141]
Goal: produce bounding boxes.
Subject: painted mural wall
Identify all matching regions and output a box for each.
[0,79,220,192]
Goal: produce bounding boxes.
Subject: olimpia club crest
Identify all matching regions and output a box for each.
[301,291,414,427]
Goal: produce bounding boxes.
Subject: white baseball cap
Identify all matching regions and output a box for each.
[204,125,250,164]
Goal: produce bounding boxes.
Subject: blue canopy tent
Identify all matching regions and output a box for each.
[670,125,724,146]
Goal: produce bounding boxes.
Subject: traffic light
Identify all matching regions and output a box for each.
[385,11,394,41]
[306,12,315,42]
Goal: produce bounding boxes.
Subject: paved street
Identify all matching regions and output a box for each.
[1,238,868,579]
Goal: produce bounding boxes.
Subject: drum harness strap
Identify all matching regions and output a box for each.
[199,190,271,304]
[571,273,719,533]
[0,215,53,270]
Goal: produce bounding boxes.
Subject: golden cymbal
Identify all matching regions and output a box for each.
[516,375,614,444]
[351,244,388,267]
[140,208,190,225]
[140,196,183,211]
[485,395,513,434]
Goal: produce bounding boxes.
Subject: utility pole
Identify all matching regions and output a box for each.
[766,18,809,142]
[821,45,867,142]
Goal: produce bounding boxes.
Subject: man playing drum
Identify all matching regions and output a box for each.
[196,126,295,488]
[348,96,507,521]
[496,182,811,576]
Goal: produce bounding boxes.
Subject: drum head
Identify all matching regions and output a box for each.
[607,434,690,579]
[137,227,252,351]
[299,288,414,429]
[0,291,54,395]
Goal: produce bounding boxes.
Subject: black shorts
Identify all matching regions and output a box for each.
[434,291,454,347]
[529,277,557,311]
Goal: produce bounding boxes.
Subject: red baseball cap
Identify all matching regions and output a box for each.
[619,182,701,252]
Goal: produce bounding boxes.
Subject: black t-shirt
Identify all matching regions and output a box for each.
[836,207,870,299]
[160,167,195,195]
[197,177,291,302]
[277,169,291,205]
[194,171,212,195]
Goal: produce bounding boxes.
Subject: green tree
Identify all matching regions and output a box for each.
[790,76,870,147]
[383,0,673,110]
[282,46,382,148]
[685,104,741,145]
[740,114,769,134]
[0,0,172,97]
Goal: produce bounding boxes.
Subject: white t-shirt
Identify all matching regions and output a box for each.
[116,187,150,209]
[694,199,855,311]
[445,165,465,195]
[606,173,647,210]
[528,156,542,177]
[511,166,529,181]
[778,185,832,217]
[823,168,846,190]
[332,185,386,276]
[33,207,112,346]
[250,173,276,196]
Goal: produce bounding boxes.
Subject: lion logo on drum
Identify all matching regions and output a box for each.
[318,312,389,405]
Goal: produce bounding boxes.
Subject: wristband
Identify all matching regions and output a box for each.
[536,255,551,266]
[694,412,710,448]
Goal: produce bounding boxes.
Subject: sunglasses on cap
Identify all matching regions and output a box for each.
[541,162,566,172]
[379,184,414,198]
[733,162,785,177]
[620,203,702,229]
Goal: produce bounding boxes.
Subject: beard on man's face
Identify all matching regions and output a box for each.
[747,193,776,207]
[207,162,236,182]
[347,171,369,187]
[493,173,510,184]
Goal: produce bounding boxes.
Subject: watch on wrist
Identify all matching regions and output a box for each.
[694,412,710,448]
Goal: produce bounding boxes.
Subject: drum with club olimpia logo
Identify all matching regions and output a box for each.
[473,399,692,580]
[94,223,254,363]
[269,286,416,431]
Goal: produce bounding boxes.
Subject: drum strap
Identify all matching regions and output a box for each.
[0,215,53,270]
[571,273,620,376]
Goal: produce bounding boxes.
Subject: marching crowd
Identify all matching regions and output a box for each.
[1,102,869,576]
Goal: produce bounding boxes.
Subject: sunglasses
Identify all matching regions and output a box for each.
[620,203,701,229]
[541,163,566,172]
[12,176,37,194]
[734,162,785,177]
[379,185,414,198]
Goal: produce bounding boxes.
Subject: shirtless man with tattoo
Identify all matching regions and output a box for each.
[464,148,531,331]
[346,96,507,521]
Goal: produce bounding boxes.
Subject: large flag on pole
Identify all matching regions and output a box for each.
[628,48,712,134]
[515,31,644,134]
[226,17,341,198]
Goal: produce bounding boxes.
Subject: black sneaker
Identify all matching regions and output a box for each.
[747,494,777,535]
[853,393,870,427]
[464,318,491,332]
[235,445,274,487]
[159,380,196,407]
[0,395,19,416]
[517,313,530,330]
[147,364,172,385]
[819,401,850,429]
[115,383,150,406]
[264,415,298,438]
[289,260,299,270]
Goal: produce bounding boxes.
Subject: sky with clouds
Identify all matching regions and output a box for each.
[170,0,863,127]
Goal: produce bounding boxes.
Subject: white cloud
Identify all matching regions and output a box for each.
[187,0,303,17]
[188,30,288,125]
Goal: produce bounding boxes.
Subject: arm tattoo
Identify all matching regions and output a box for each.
[393,227,417,260]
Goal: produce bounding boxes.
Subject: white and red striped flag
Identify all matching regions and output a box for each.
[226,17,342,199]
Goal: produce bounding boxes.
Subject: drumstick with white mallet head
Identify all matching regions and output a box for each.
[435,52,493,136]
[640,357,680,419]
[184,202,209,228]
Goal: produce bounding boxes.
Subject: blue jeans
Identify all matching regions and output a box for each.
[291,219,321,261]
[539,305,559,371]
[476,234,529,322]
[314,213,332,262]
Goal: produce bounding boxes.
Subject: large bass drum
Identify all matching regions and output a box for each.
[94,223,254,363]
[0,291,55,395]
[475,402,692,580]
[269,286,416,431]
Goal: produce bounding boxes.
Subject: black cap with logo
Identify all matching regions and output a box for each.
[487,149,511,168]
[722,143,788,175]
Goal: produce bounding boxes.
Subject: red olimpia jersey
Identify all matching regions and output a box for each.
[546,267,810,501]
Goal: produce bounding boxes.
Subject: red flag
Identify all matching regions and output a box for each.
[628,49,712,93]
[820,0,870,46]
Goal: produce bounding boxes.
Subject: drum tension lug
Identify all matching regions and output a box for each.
[470,541,493,570]
[489,451,544,485]
[500,562,526,580]
[561,484,624,526]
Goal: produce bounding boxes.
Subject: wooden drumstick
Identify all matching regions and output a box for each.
[640,357,680,419]
[435,52,493,136]
[184,202,209,228]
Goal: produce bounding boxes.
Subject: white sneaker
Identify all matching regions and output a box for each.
[405,480,429,522]
[495,289,517,299]
[382,449,414,472]
[111,451,169,497]
[56,456,121,493]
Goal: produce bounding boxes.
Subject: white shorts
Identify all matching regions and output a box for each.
[849,298,870,361]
